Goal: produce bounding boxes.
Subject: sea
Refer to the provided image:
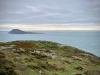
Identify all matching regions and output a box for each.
[0,30,100,57]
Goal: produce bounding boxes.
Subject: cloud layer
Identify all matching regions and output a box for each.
[0,0,100,30]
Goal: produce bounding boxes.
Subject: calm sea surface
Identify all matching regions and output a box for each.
[0,30,100,56]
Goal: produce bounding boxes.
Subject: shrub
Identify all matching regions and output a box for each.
[13,41,34,49]
[0,70,6,75]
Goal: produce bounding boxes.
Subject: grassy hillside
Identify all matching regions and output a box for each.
[0,40,100,75]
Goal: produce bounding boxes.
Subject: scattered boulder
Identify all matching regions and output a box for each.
[0,45,16,50]
[72,56,83,61]
[12,49,16,51]
[60,57,65,61]
[39,70,43,74]
[51,55,57,59]
[29,51,34,54]
[8,45,16,48]
[65,60,73,64]
[19,48,25,52]
[14,53,20,56]
[0,46,7,50]
[33,50,57,59]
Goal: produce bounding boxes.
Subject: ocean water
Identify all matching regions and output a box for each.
[0,30,100,56]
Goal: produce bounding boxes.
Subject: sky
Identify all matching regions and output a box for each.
[0,0,100,31]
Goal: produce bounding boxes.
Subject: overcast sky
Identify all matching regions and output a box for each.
[0,0,100,30]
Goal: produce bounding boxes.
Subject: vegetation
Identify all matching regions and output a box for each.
[0,40,100,75]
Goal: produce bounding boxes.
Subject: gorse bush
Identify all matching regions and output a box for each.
[13,41,34,49]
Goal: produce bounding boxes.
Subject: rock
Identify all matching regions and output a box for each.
[0,46,7,50]
[9,45,16,47]
[65,60,73,64]
[19,48,25,52]
[34,50,41,54]
[29,51,35,54]
[39,70,43,74]
[58,44,67,47]
[51,55,57,59]
[81,53,95,59]
[49,50,56,53]
[0,45,15,50]
[14,53,20,56]
[12,49,16,51]
[60,57,65,61]
[72,56,83,61]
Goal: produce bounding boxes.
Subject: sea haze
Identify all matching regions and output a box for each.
[0,30,100,56]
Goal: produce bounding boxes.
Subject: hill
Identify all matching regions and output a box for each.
[0,40,100,75]
[9,29,43,34]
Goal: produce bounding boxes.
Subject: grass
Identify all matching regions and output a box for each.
[0,40,100,75]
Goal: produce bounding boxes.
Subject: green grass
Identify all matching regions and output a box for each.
[0,40,100,75]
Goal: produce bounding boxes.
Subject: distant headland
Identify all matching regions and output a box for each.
[8,29,43,34]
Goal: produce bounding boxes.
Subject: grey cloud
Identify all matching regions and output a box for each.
[0,0,100,25]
